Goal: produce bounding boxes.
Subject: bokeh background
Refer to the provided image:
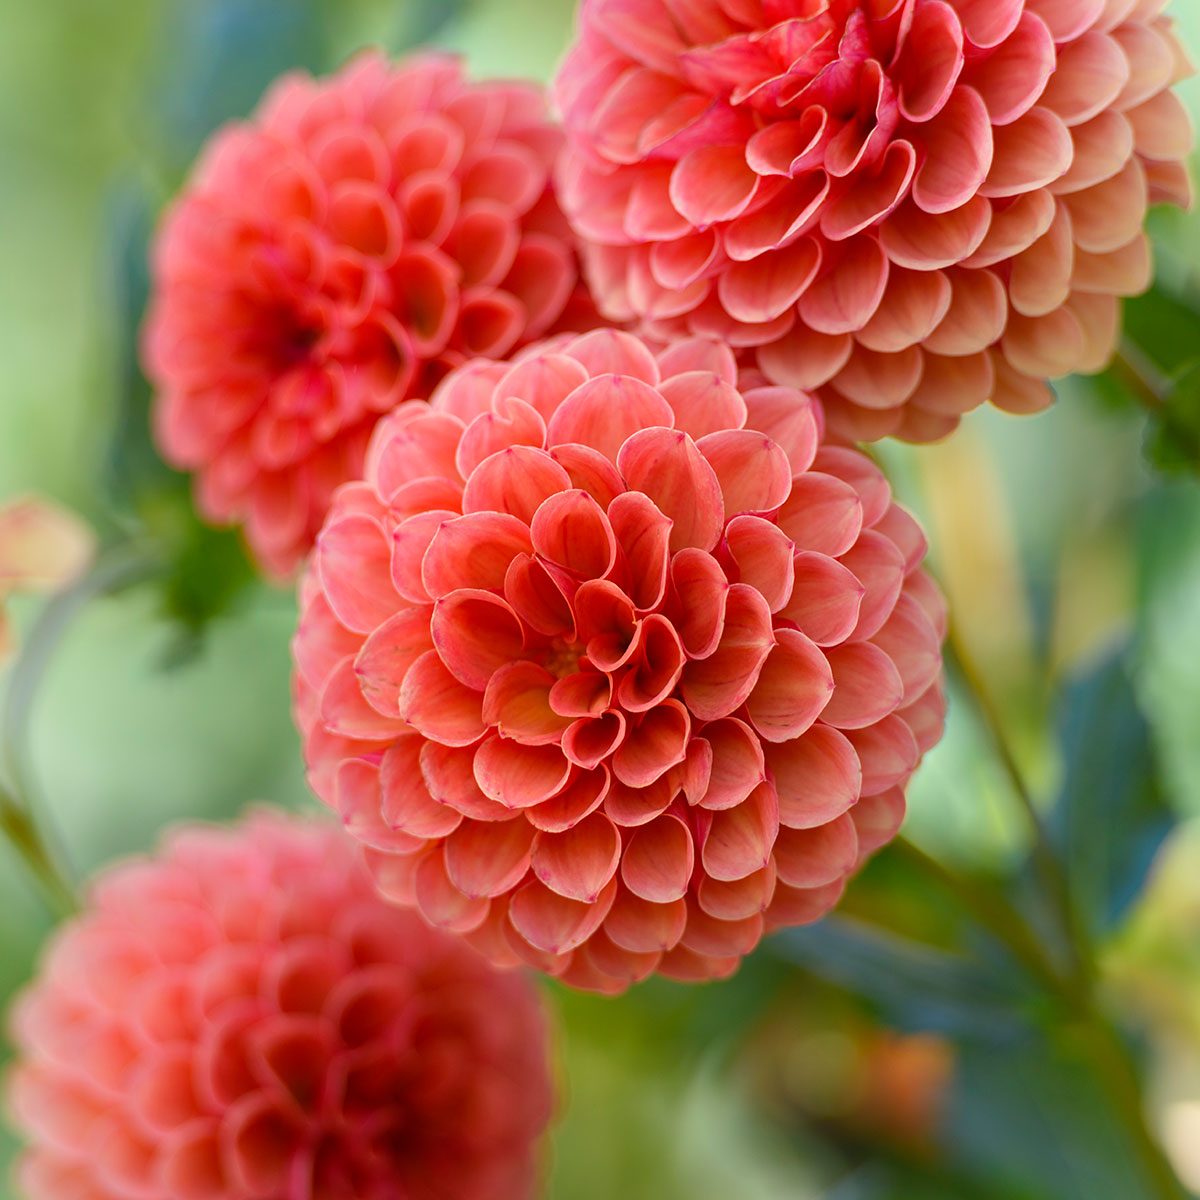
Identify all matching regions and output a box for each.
[3,1,1200,1196]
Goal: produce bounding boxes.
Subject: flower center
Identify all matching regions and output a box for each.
[543,637,585,680]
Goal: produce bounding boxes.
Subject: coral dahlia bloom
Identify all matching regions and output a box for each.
[144,52,593,576]
[6,810,552,1200]
[293,330,947,994]
[555,0,1194,443]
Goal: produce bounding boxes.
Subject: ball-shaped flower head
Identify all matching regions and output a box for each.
[5,810,552,1200]
[143,51,596,577]
[292,329,947,994]
[554,0,1194,444]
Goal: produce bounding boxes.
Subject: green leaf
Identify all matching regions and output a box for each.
[1146,361,1200,478]
[1049,644,1174,937]
[773,917,1032,1040]
[944,1034,1150,1200]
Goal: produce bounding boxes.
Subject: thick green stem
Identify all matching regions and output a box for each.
[945,622,1095,990]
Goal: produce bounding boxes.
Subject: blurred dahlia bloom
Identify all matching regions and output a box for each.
[293,329,946,994]
[6,810,551,1200]
[0,496,95,662]
[555,0,1194,443]
[144,52,595,577]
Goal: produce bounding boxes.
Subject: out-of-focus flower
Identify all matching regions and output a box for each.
[0,496,96,661]
[6,809,552,1200]
[293,329,946,993]
[555,0,1193,443]
[144,52,596,578]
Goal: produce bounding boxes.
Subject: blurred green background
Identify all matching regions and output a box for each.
[3,1,1200,1196]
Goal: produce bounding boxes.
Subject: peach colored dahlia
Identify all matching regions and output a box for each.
[555,0,1194,443]
[6,810,551,1200]
[144,52,594,577]
[292,329,947,994]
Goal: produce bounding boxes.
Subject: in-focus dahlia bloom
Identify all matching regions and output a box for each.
[144,52,595,576]
[555,0,1194,443]
[293,329,947,994]
[6,811,551,1200]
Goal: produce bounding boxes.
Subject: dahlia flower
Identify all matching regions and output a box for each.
[555,0,1194,443]
[293,329,946,993]
[6,810,552,1200]
[144,52,594,576]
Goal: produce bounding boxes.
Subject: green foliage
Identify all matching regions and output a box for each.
[1146,362,1200,477]
[1050,646,1174,936]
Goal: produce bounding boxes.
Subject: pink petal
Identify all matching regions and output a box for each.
[546,375,675,464]
[772,815,859,888]
[723,515,795,612]
[895,0,965,121]
[526,767,611,833]
[680,583,775,720]
[696,863,777,920]
[482,661,573,745]
[776,472,864,557]
[397,649,486,745]
[604,772,677,827]
[745,628,835,743]
[430,589,525,690]
[880,193,992,270]
[701,781,779,882]
[612,699,690,787]
[508,877,616,954]
[981,106,1073,198]
[420,511,533,598]
[913,85,994,213]
[617,427,725,552]
[565,329,661,385]
[692,718,766,812]
[679,906,764,958]
[493,353,590,421]
[965,12,1055,125]
[320,657,403,741]
[609,491,673,611]
[822,642,905,729]
[380,740,463,839]
[316,515,398,635]
[765,724,863,829]
[531,489,617,579]
[414,849,490,933]
[563,710,627,769]
[354,607,433,717]
[550,442,627,509]
[574,579,639,670]
[757,324,853,390]
[454,397,546,480]
[474,737,572,809]
[461,444,572,524]
[618,615,687,712]
[604,886,688,953]
[851,786,907,859]
[717,238,822,324]
[670,143,760,226]
[799,235,890,334]
[619,811,696,902]
[657,372,748,439]
[667,547,730,659]
[698,429,792,516]
[847,715,921,795]
[504,553,575,638]
[532,812,622,902]
[821,141,917,241]
[443,816,536,898]
[421,741,511,821]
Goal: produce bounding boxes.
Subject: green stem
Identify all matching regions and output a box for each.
[1112,343,1169,414]
[0,784,76,916]
[892,836,1065,999]
[945,621,1094,989]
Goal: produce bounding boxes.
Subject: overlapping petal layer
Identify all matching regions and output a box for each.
[555,0,1193,443]
[6,811,551,1200]
[144,51,595,576]
[293,330,947,993]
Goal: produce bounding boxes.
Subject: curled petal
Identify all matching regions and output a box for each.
[443,816,536,898]
[508,877,617,955]
[431,589,524,690]
[745,629,835,743]
[473,737,572,809]
[612,699,690,787]
[680,584,775,721]
[766,725,863,830]
[701,781,779,882]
